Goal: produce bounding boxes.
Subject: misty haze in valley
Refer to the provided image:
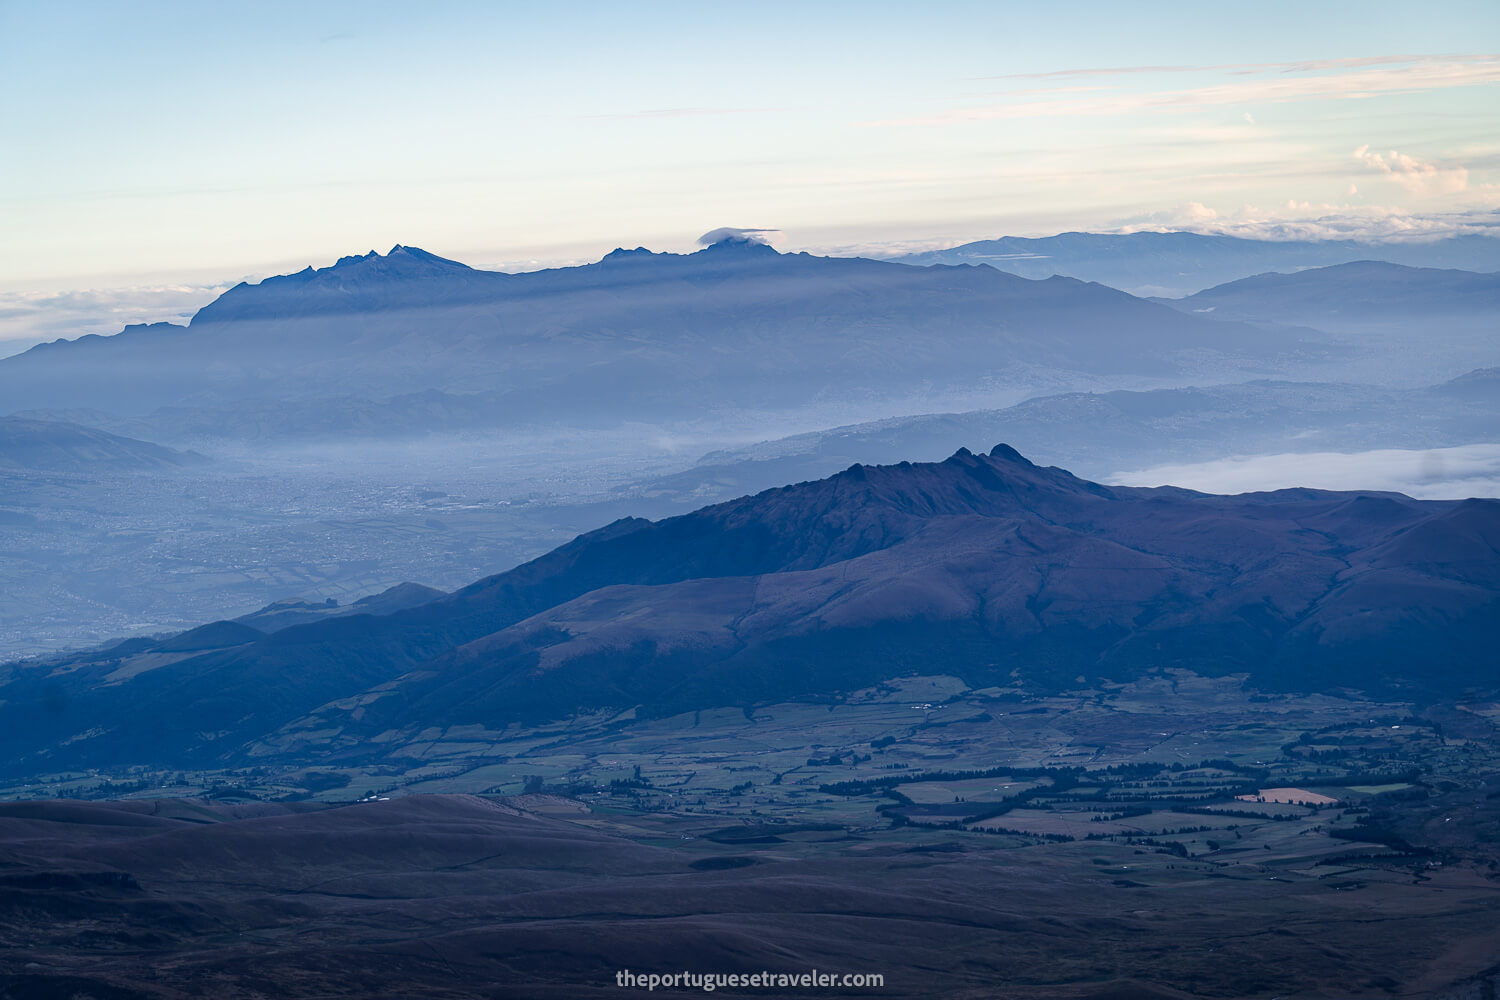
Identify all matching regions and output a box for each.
[2,232,1497,658]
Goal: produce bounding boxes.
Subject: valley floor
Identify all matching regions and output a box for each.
[3,673,1499,998]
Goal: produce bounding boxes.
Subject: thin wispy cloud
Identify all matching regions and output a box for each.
[879,57,1500,126]
[585,107,778,121]
[986,53,1497,81]
[978,85,1110,98]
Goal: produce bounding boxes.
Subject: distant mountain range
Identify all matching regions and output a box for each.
[11,259,1488,454]
[896,231,1500,296]
[3,235,1493,448]
[1154,260,1500,333]
[4,446,1494,776]
[616,368,1500,507]
[0,417,206,473]
[0,238,1307,443]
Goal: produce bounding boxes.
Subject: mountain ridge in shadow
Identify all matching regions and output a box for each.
[3,445,1494,776]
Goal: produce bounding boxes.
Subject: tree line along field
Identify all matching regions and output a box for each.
[6,671,1495,876]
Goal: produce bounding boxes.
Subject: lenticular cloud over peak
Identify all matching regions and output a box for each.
[697,226,779,247]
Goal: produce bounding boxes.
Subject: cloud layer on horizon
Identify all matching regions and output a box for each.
[0,284,231,357]
[1111,444,1500,500]
[1116,202,1500,243]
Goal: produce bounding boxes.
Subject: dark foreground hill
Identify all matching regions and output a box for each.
[2,446,1495,776]
[7,793,1497,999]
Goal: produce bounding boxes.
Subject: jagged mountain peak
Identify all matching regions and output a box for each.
[601,246,656,262]
[191,243,497,324]
[313,244,470,273]
[385,244,471,268]
[331,250,379,267]
[988,442,1034,465]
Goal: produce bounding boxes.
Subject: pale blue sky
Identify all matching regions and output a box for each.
[1,1,1497,347]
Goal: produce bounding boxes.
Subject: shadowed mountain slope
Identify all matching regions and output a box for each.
[233,582,448,634]
[2,446,1494,775]
[0,417,206,472]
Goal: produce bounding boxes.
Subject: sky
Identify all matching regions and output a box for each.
[2,0,1498,352]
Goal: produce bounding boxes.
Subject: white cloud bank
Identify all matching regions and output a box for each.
[1111,445,1500,500]
[1117,201,1500,242]
[0,283,232,358]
